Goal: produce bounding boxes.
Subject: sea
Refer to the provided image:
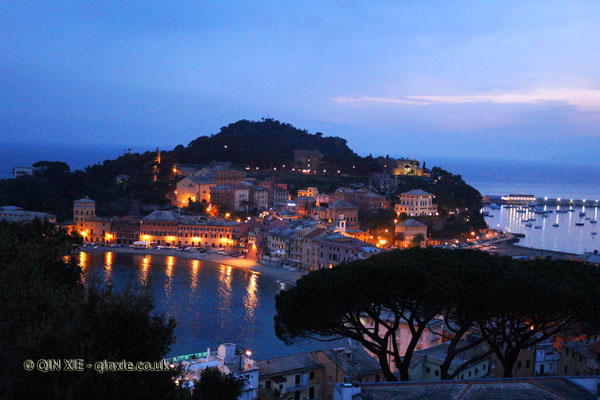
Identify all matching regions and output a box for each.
[80,251,343,359]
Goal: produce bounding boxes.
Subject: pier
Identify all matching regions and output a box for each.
[483,195,600,207]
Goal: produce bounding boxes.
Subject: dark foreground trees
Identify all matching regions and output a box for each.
[188,367,243,400]
[274,248,600,381]
[0,220,181,399]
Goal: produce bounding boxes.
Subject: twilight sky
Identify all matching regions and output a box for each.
[2,1,600,163]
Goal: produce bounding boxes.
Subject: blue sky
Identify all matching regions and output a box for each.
[2,1,600,163]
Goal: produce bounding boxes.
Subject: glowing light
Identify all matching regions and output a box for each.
[168,236,176,241]
[142,235,150,240]
[225,213,231,218]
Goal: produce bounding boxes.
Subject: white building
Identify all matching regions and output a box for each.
[395,189,438,217]
[12,166,35,178]
[535,339,560,376]
[170,343,259,400]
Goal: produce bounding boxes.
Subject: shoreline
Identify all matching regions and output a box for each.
[81,246,305,285]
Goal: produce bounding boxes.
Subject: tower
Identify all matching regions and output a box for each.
[73,197,96,223]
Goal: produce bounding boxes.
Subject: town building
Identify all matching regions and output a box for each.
[316,193,330,207]
[170,343,259,400]
[376,156,427,176]
[316,233,380,269]
[326,200,359,227]
[140,211,238,248]
[273,186,291,208]
[395,189,438,217]
[0,206,56,223]
[256,352,324,400]
[333,376,598,400]
[535,338,561,376]
[174,176,216,206]
[559,340,600,376]
[139,210,179,246]
[409,338,490,381]
[110,216,140,245]
[298,187,319,198]
[394,219,427,248]
[72,198,112,243]
[314,345,382,400]
[368,173,403,192]
[360,316,449,373]
[12,166,35,178]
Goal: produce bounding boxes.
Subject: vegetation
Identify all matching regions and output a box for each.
[187,367,243,400]
[0,220,181,399]
[274,248,600,381]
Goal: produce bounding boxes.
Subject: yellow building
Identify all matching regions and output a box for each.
[297,187,318,198]
[174,176,216,207]
[73,197,113,243]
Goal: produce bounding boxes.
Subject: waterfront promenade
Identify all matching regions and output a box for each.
[81,246,305,285]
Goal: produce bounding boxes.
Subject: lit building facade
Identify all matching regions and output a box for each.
[395,190,438,217]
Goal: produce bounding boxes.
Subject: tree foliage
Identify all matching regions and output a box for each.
[274,248,600,381]
[189,367,243,400]
[0,221,181,399]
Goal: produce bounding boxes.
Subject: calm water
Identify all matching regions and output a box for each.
[79,251,334,359]
[484,205,600,255]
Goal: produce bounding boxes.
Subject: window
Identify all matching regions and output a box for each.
[265,380,271,388]
[309,386,315,399]
[295,375,300,385]
[309,371,314,380]
[434,370,439,376]
[526,360,530,369]
[564,365,568,374]
[425,367,431,373]
[517,361,522,369]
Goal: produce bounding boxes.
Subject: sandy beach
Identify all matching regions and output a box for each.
[81,246,306,285]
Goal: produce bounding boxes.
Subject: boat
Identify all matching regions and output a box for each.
[568,209,575,212]
[585,217,591,220]
[528,218,536,222]
[489,203,501,210]
[592,232,598,236]
[591,220,597,224]
[487,215,494,218]
[556,209,568,214]
[579,212,586,217]
[542,214,549,218]
[534,226,542,229]
[575,222,585,226]
[525,223,533,227]
[552,223,559,227]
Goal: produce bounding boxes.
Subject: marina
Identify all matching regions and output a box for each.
[483,203,600,255]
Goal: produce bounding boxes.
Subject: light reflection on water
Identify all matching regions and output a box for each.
[484,205,600,254]
[80,251,333,358]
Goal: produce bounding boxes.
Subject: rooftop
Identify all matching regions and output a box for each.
[185,176,215,185]
[396,219,427,227]
[256,353,322,379]
[142,210,179,222]
[402,189,433,196]
[345,376,596,400]
[330,199,358,209]
[319,346,381,378]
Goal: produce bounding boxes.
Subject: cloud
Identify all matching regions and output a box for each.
[331,88,600,111]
